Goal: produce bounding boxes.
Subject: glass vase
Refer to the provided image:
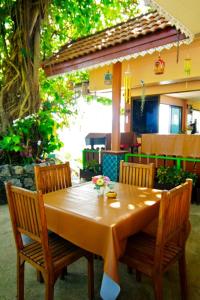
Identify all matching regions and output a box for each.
[97,186,105,197]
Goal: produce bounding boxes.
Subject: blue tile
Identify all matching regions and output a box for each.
[102,153,125,181]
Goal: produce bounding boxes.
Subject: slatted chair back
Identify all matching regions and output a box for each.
[154,179,192,270]
[5,182,51,266]
[34,162,72,194]
[119,161,155,188]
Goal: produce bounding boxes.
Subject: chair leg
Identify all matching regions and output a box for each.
[60,267,68,280]
[153,275,163,300]
[136,270,142,282]
[37,270,44,283]
[44,274,54,300]
[87,254,94,300]
[178,252,188,300]
[17,256,25,300]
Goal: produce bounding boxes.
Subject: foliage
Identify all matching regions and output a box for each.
[157,166,198,187]
[40,70,79,126]
[0,0,145,132]
[85,159,101,173]
[85,94,112,105]
[41,0,140,59]
[39,0,142,109]
[0,0,49,132]
[0,0,141,85]
[0,100,63,165]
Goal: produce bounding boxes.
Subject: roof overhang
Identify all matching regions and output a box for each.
[145,0,195,40]
[43,28,186,76]
[42,11,188,77]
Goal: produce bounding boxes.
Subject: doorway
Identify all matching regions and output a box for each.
[159,104,182,134]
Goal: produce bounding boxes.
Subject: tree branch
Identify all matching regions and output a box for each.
[29,8,39,37]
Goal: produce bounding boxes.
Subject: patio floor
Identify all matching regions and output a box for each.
[0,203,199,300]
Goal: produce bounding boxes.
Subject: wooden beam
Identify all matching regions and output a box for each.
[112,62,122,151]
[43,28,186,76]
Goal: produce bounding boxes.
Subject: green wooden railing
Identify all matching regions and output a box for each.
[82,149,200,170]
[125,153,200,169]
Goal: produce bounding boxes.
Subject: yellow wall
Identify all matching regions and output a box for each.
[89,38,200,96]
[160,95,184,106]
[187,99,200,110]
[89,37,200,133]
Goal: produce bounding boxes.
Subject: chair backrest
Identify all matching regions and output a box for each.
[154,179,192,269]
[34,162,72,194]
[5,182,51,266]
[119,161,155,188]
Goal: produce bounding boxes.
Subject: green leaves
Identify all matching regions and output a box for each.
[157,166,198,187]
[0,133,23,156]
[41,0,140,58]
[0,100,64,164]
[0,0,145,136]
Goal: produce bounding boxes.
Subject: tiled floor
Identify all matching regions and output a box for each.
[0,204,199,300]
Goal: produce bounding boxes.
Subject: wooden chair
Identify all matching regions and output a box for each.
[119,161,155,188]
[34,162,73,281]
[34,162,72,193]
[120,179,193,300]
[5,183,94,300]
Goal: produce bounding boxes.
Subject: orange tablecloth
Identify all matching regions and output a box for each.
[142,134,200,157]
[44,182,161,284]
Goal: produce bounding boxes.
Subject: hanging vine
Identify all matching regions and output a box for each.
[0,0,141,133]
[0,0,49,132]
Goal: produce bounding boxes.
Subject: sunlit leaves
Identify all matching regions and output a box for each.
[40,0,141,113]
[41,0,140,58]
[0,0,146,131]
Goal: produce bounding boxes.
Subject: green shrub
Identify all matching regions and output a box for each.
[85,159,100,173]
[157,166,198,187]
[0,101,63,165]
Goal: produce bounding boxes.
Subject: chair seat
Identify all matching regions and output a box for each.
[121,232,182,276]
[21,234,86,270]
[6,183,94,300]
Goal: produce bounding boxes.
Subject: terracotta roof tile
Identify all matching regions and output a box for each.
[44,11,172,67]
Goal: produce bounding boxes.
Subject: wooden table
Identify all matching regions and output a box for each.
[44,182,161,299]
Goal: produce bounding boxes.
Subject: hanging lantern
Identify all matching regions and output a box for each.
[82,81,89,96]
[124,69,131,104]
[67,81,74,90]
[154,54,165,75]
[104,71,112,85]
[184,58,192,76]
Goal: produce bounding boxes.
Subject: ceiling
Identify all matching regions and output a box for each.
[151,0,200,36]
[166,91,200,101]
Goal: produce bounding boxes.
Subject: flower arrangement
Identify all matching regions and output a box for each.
[92,175,110,190]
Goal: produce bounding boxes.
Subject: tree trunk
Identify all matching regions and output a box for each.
[0,0,48,133]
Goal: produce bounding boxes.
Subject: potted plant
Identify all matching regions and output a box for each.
[80,159,102,181]
[156,166,198,189]
[156,166,198,203]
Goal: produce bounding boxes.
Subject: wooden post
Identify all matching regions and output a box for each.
[112,62,122,151]
[183,100,187,132]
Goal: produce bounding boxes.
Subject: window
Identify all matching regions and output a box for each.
[132,96,159,134]
[159,104,182,134]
